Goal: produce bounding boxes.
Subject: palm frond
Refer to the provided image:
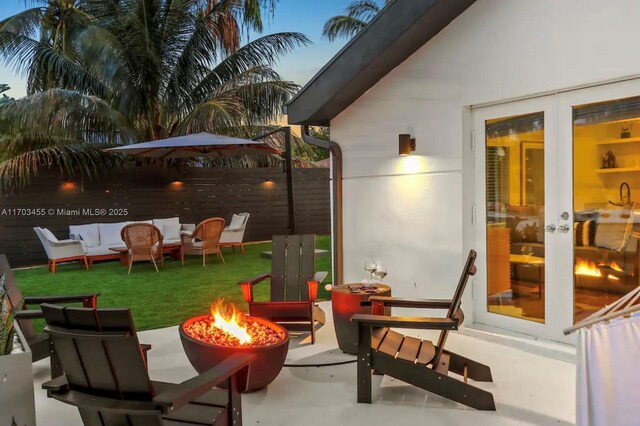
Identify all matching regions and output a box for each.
[345,0,381,21]
[0,89,138,144]
[322,0,383,42]
[0,133,116,189]
[322,15,369,42]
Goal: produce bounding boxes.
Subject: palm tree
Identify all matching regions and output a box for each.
[0,0,308,188]
[0,84,12,106]
[322,0,386,42]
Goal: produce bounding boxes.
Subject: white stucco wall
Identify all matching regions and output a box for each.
[330,0,640,319]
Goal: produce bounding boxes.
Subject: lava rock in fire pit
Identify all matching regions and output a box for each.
[180,314,289,392]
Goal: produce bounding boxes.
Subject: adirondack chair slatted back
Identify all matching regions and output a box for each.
[270,235,315,302]
[0,255,35,338]
[432,250,477,368]
[41,304,157,425]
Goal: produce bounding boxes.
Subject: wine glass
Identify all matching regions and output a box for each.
[364,259,377,285]
[373,265,387,283]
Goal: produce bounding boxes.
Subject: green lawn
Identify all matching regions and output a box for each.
[14,236,332,331]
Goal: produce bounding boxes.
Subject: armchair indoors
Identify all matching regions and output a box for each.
[220,212,250,254]
[34,227,89,273]
[181,217,226,266]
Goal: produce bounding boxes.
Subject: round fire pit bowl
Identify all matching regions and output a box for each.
[179,315,289,392]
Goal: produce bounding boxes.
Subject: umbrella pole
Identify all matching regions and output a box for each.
[283,127,296,235]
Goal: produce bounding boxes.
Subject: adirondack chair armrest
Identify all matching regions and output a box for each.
[313,271,328,284]
[239,273,272,286]
[351,314,459,330]
[24,293,100,307]
[153,353,256,414]
[15,309,45,320]
[43,375,69,393]
[307,281,319,302]
[238,273,271,303]
[362,296,453,310]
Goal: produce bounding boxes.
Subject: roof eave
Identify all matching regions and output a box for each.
[287,0,477,126]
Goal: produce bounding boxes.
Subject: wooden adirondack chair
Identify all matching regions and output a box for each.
[0,254,99,377]
[239,235,327,344]
[352,250,496,411]
[41,303,255,426]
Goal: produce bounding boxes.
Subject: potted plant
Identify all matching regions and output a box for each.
[0,274,36,426]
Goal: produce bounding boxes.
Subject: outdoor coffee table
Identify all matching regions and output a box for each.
[109,243,183,265]
[331,283,391,354]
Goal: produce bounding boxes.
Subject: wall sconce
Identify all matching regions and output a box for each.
[170,178,184,188]
[61,178,75,190]
[263,178,275,188]
[399,134,416,156]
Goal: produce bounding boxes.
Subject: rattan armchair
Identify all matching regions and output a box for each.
[120,223,163,274]
[181,218,226,266]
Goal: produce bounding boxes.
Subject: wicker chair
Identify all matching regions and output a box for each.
[120,223,163,274]
[181,218,226,266]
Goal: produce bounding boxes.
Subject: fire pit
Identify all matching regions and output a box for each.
[180,299,289,392]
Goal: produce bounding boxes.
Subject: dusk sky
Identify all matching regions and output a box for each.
[0,0,377,98]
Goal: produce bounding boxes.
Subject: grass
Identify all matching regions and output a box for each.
[14,236,332,331]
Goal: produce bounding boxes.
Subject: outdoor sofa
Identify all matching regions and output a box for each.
[68,217,195,263]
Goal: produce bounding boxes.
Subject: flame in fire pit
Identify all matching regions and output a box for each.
[210,299,251,344]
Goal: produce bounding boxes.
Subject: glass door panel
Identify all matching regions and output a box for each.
[572,96,640,323]
[474,95,560,341]
[485,112,546,322]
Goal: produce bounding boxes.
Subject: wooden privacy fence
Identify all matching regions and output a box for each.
[0,167,330,266]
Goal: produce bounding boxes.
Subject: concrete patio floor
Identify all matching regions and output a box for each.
[32,301,576,425]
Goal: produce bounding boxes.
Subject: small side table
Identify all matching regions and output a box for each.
[331,283,391,354]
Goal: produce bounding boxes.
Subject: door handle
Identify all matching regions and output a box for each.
[558,224,571,233]
[545,224,556,233]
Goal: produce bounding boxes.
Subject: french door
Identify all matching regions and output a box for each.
[474,95,565,341]
[473,79,640,342]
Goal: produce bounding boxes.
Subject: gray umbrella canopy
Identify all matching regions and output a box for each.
[104,132,281,159]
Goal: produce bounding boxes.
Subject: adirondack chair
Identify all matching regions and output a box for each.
[239,235,327,344]
[0,254,99,377]
[41,303,255,426]
[352,250,496,411]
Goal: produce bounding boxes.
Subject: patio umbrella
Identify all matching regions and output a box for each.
[104,130,297,233]
[104,132,281,159]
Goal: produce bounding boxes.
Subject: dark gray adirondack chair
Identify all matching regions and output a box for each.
[239,235,327,344]
[353,250,496,411]
[0,254,99,377]
[41,303,255,426]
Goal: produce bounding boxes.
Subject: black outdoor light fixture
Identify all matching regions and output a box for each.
[399,134,416,155]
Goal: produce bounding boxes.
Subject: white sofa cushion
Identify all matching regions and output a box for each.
[69,223,100,247]
[130,219,153,225]
[99,222,128,247]
[154,217,180,241]
[228,214,246,229]
[86,245,116,257]
[41,228,58,242]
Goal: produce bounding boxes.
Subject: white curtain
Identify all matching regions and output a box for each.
[577,313,640,426]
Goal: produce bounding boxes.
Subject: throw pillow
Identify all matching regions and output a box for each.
[154,217,180,240]
[229,214,246,229]
[98,222,128,246]
[69,224,100,247]
[594,203,635,252]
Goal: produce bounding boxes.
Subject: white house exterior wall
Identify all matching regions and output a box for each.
[329,0,640,321]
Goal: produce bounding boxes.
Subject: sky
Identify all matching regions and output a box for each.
[0,0,372,99]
